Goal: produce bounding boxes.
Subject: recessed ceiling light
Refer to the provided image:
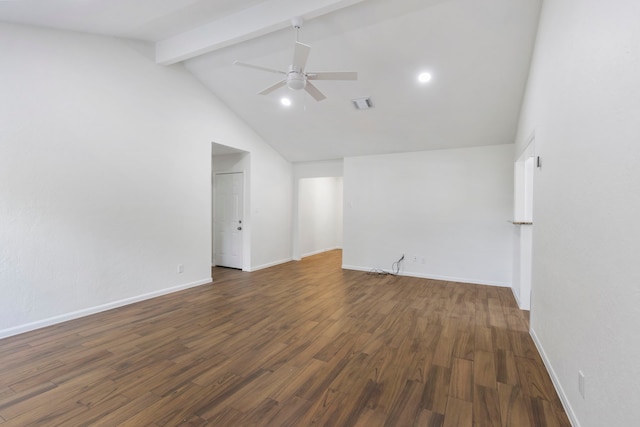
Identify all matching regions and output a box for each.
[280,97,292,107]
[418,72,432,84]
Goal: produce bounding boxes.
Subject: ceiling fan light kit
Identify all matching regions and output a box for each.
[233,17,358,102]
[286,65,306,90]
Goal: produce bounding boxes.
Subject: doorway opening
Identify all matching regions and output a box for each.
[293,176,343,260]
[212,143,250,270]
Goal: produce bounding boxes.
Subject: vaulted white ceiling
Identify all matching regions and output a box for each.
[0,0,542,162]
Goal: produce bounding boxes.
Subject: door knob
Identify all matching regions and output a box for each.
[237,226,242,231]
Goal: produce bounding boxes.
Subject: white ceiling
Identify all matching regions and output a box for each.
[0,0,542,162]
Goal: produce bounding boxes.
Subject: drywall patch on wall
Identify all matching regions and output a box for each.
[343,144,514,286]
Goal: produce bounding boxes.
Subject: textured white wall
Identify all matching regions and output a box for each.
[246,150,292,271]
[343,145,514,285]
[299,177,343,257]
[514,1,640,425]
[292,159,344,180]
[0,23,292,337]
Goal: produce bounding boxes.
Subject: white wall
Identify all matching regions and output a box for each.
[343,145,514,286]
[0,23,292,337]
[293,159,344,180]
[298,177,343,257]
[514,1,640,426]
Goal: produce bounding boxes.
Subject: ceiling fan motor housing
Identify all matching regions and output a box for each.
[287,73,306,90]
[286,65,307,90]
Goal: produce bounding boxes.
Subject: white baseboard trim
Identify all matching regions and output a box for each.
[246,257,292,272]
[530,328,581,427]
[511,286,523,307]
[0,277,212,340]
[341,264,510,288]
[301,247,341,259]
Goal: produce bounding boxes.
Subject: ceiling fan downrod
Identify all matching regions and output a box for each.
[291,16,303,42]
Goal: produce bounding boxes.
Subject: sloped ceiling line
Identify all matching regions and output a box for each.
[155,0,368,65]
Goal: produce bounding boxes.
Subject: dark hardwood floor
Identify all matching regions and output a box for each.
[0,250,570,426]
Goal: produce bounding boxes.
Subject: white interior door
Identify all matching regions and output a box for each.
[214,172,243,269]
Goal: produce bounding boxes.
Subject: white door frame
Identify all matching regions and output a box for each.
[513,134,535,310]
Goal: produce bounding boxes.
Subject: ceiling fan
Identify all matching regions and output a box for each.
[233,17,358,102]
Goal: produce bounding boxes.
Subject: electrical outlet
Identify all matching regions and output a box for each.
[578,371,586,399]
[177,264,184,274]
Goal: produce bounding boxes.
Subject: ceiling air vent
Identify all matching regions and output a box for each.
[352,97,373,110]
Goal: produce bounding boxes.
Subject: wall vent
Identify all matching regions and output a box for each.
[352,97,373,110]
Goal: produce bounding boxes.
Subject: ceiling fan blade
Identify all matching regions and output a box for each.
[234,60,286,75]
[307,71,358,81]
[292,42,311,71]
[259,80,287,95]
[304,82,327,102]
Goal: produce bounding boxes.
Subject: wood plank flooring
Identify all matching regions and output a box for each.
[0,250,570,426]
